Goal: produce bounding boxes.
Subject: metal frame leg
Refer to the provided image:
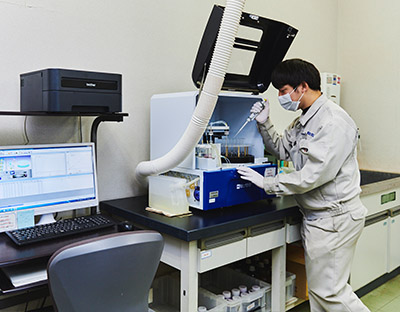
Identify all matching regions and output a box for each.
[90,114,124,145]
[180,240,198,311]
[272,244,287,311]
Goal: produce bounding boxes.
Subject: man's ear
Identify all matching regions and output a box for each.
[300,81,309,92]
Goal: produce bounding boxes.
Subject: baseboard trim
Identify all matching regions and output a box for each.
[355,266,400,298]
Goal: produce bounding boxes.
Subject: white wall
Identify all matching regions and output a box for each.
[248,0,338,134]
[0,0,339,200]
[337,0,400,173]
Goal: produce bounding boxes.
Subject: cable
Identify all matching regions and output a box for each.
[78,116,83,142]
[23,116,30,145]
[40,296,47,308]
[221,155,231,164]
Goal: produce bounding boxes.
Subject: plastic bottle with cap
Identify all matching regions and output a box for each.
[231,296,241,308]
[239,285,247,294]
[198,306,207,312]
[251,285,261,292]
[231,288,240,297]
[222,290,232,300]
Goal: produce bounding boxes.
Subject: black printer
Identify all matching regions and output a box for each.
[20,68,122,113]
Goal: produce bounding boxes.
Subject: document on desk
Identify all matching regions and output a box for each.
[0,211,17,232]
[2,262,47,287]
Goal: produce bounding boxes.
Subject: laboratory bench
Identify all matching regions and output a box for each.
[360,169,400,187]
[352,170,400,295]
[100,195,300,242]
[100,169,400,311]
[100,195,301,311]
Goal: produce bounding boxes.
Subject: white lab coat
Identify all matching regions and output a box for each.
[257,95,370,311]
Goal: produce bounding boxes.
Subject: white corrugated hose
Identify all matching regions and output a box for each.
[135,0,246,184]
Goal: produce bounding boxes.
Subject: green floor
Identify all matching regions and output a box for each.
[290,274,400,312]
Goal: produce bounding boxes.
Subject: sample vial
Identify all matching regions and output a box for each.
[198,306,207,312]
[239,285,247,294]
[223,290,232,299]
[232,288,240,297]
[251,285,261,292]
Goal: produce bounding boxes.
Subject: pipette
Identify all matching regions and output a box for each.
[234,100,266,138]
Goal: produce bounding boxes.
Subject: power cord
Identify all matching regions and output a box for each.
[23,116,30,145]
[78,116,83,142]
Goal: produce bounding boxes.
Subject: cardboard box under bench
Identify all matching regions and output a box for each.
[287,244,308,300]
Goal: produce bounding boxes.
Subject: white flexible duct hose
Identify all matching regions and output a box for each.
[135,0,246,184]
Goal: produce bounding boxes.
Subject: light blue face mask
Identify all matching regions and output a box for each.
[278,87,304,111]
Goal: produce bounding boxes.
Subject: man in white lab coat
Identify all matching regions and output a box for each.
[237,59,370,312]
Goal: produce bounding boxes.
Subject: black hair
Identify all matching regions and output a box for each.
[271,58,321,91]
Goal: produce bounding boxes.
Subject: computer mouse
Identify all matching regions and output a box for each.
[117,221,134,232]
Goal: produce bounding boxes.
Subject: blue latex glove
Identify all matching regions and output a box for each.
[237,166,264,189]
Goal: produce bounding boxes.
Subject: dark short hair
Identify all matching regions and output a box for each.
[271,58,321,91]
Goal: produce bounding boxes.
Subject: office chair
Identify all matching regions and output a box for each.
[47,230,164,312]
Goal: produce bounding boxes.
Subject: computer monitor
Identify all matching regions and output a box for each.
[0,143,98,232]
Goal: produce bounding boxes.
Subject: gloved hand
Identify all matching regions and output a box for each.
[237,166,264,189]
[250,99,270,124]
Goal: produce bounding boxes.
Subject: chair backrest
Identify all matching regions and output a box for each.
[47,230,164,312]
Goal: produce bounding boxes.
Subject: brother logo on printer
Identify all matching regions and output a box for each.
[20,68,122,113]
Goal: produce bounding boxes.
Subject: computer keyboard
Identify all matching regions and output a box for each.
[6,214,115,246]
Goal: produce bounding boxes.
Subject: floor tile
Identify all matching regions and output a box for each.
[361,293,386,311]
[288,274,400,311]
[361,290,397,310]
[360,275,400,311]
[379,296,400,312]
